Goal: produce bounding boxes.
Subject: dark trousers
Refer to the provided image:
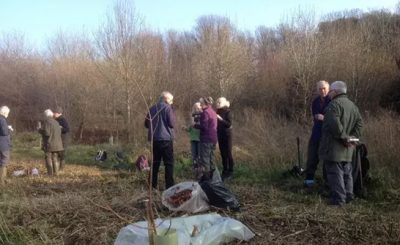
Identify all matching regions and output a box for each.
[218,135,234,175]
[152,141,174,189]
[325,161,353,205]
[59,135,68,170]
[305,138,327,181]
[58,150,65,170]
[190,140,200,163]
[45,152,60,176]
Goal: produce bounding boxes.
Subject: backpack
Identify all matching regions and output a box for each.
[352,143,370,197]
[135,155,150,171]
[95,150,107,162]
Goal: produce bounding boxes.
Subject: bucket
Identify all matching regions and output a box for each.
[153,228,178,245]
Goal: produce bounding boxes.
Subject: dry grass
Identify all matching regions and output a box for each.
[1,112,399,244]
[1,160,399,244]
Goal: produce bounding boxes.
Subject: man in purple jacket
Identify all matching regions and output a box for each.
[194,97,218,181]
[145,91,176,189]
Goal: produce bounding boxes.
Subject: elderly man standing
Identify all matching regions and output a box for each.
[319,81,363,206]
[0,106,12,184]
[39,109,64,176]
[145,91,175,189]
[304,80,331,187]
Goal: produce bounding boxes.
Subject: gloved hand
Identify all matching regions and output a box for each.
[8,125,13,132]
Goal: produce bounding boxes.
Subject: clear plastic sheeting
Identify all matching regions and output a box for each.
[114,213,255,245]
[162,181,210,213]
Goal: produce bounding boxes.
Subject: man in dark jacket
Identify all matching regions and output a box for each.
[54,107,69,170]
[319,81,363,206]
[304,80,331,187]
[0,106,11,184]
[145,91,175,189]
[194,97,219,181]
[39,109,64,176]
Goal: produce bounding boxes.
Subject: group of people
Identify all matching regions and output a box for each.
[1,80,363,207]
[145,92,235,190]
[304,80,363,206]
[38,107,70,176]
[0,105,70,181]
[146,81,363,207]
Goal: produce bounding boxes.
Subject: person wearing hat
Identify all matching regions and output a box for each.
[319,81,363,206]
[0,106,12,184]
[54,107,70,170]
[39,109,64,176]
[145,91,176,189]
[194,97,219,181]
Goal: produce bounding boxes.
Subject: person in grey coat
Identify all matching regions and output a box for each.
[319,81,363,206]
[38,109,64,176]
[0,106,12,184]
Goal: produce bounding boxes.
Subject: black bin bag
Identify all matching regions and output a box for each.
[199,179,241,212]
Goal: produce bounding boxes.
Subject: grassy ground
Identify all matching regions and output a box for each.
[1,118,400,245]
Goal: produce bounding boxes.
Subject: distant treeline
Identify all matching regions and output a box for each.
[0,2,399,143]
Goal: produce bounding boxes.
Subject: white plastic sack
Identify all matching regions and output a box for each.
[162,181,209,213]
[31,168,39,176]
[12,170,25,177]
[114,213,255,245]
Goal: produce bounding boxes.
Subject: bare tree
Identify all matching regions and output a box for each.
[192,15,252,101]
[279,8,321,121]
[46,31,97,141]
[95,0,144,143]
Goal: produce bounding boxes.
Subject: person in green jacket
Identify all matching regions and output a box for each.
[183,102,202,164]
[38,109,64,176]
[319,81,363,206]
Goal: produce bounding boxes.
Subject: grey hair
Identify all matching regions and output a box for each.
[160,91,173,103]
[216,97,230,109]
[330,81,347,94]
[44,109,54,118]
[0,106,10,118]
[192,102,202,114]
[317,80,329,89]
